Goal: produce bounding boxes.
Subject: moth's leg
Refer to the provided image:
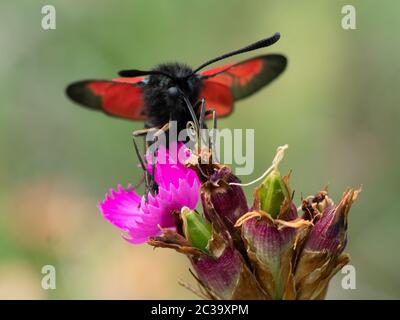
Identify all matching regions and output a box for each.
[151,121,169,178]
[132,122,169,157]
[204,108,217,131]
[132,134,147,171]
[146,122,169,196]
[132,126,159,137]
[193,98,218,157]
[132,126,158,154]
[193,98,208,152]
[132,134,150,202]
[153,122,170,139]
[197,98,206,130]
[137,123,170,144]
[149,148,158,196]
[131,122,171,201]
[133,121,170,149]
[204,108,218,162]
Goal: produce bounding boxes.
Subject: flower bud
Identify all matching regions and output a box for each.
[237,164,309,299]
[306,206,346,254]
[294,189,360,299]
[305,189,359,255]
[240,206,299,299]
[191,247,268,299]
[256,169,290,218]
[181,207,212,253]
[201,166,248,227]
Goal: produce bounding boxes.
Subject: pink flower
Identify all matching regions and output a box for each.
[98,143,200,244]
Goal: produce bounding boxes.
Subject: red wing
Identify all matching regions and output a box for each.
[199,81,234,118]
[66,77,145,120]
[201,54,286,101]
[112,76,145,84]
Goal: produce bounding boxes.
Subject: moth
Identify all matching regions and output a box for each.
[66,32,286,135]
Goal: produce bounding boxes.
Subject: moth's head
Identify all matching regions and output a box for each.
[149,63,201,101]
[117,62,201,103]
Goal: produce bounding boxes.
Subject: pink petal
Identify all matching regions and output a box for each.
[99,142,201,245]
[98,185,142,231]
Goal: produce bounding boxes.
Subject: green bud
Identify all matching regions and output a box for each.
[181,207,212,253]
[258,170,290,218]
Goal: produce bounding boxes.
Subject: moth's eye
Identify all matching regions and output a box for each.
[168,86,179,98]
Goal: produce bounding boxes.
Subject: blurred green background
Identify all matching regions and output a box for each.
[0,0,399,299]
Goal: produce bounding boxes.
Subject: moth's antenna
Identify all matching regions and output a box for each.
[192,32,281,74]
[118,69,175,80]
